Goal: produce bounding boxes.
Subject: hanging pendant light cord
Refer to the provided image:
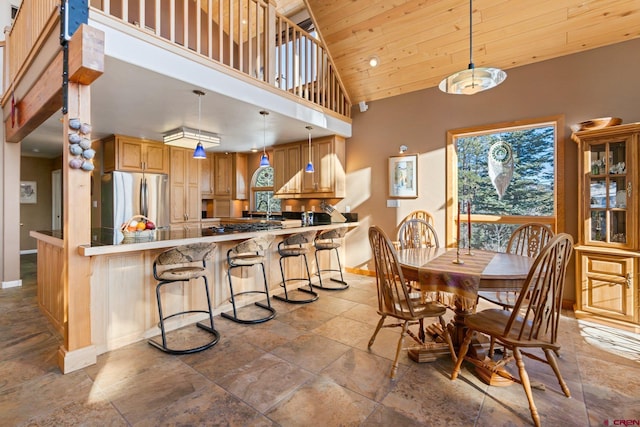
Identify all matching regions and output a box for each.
[468,0,473,69]
[198,93,202,142]
[307,126,312,163]
[263,113,266,156]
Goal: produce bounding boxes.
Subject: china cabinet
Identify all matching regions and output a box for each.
[573,122,640,330]
[102,135,168,174]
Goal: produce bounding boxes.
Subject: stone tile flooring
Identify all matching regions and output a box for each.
[1,254,639,426]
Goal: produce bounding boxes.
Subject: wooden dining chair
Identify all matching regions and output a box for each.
[451,233,574,427]
[397,218,440,250]
[478,223,554,310]
[368,225,455,379]
[396,218,441,330]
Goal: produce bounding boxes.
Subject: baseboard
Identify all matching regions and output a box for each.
[1,279,22,289]
[345,267,376,277]
[20,249,37,255]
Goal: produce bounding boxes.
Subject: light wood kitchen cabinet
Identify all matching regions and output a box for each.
[102,135,168,173]
[573,122,640,330]
[213,152,248,200]
[200,153,213,196]
[301,135,346,197]
[169,147,201,225]
[274,144,301,195]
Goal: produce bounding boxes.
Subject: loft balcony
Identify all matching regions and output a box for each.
[2,0,352,151]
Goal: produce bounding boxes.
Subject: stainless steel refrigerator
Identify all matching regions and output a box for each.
[101,171,170,235]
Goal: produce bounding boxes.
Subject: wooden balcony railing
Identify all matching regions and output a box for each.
[3,0,59,95]
[89,0,351,118]
[5,1,351,118]
[274,14,350,118]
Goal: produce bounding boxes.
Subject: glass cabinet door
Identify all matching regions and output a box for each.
[586,139,630,247]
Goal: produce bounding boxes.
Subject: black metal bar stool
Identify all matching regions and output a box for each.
[149,242,220,354]
[314,227,349,290]
[274,230,319,304]
[221,235,276,324]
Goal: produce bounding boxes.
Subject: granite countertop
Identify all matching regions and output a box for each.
[31,220,358,257]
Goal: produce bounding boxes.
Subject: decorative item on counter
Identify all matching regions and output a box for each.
[67,118,94,173]
[120,214,156,243]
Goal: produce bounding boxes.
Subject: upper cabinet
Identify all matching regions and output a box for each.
[274,144,301,195]
[301,135,346,198]
[103,135,169,174]
[169,147,201,225]
[573,122,640,328]
[274,135,345,198]
[213,152,248,200]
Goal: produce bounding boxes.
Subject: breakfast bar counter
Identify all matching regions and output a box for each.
[31,222,357,371]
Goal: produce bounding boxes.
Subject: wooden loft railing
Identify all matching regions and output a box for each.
[4,1,351,118]
[2,0,59,96]
[274,14,349,118]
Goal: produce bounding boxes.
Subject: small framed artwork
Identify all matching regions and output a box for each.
[20,181,37,204]
[388,154,418,198]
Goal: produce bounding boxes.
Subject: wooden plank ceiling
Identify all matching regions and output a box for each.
[276,0,640,103]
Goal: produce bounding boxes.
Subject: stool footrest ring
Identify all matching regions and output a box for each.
[221,301,276,324]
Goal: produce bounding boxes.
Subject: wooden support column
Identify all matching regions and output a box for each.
[58,82,95,373]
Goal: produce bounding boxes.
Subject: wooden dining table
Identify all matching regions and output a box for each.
[396,247,534,384]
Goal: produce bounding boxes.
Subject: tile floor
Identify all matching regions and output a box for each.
[1,254,639,426]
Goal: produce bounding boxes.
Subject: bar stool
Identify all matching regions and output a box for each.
[274,230,319,304]
[149,242,220,354]
[314,227,348,290]
[221,235,276,324]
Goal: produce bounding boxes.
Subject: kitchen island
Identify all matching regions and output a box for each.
[31,221,357,372]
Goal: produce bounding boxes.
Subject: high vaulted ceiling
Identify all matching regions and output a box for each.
[293,0,640,104]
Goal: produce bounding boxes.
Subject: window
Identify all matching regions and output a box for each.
[251,166,281,213]
[446,116,564,251]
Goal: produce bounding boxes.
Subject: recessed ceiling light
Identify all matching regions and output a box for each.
[368,55,380,68]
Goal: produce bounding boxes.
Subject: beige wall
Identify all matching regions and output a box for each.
[20,156,60,251]
[341,38,640,302]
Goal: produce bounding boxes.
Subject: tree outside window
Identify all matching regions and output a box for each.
[252,166,281,213]
[447,117,564,251]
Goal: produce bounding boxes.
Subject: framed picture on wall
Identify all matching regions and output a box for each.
[388,154,418,198]
[20,181,37,204]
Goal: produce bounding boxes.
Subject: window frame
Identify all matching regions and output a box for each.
[250,166,280,213]
[445,115,565,247]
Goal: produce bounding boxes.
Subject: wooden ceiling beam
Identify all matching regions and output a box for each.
[4,24,104,143]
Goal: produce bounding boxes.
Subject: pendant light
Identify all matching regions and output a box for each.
[192,89,207,158]
[259,110,270,167]
[438,0,506,95]
[305,125,314,173]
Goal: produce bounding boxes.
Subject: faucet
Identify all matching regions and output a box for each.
[266,198,272,220]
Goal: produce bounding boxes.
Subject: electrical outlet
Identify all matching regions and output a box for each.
[387,199,400,208]
[285,206,292,211]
